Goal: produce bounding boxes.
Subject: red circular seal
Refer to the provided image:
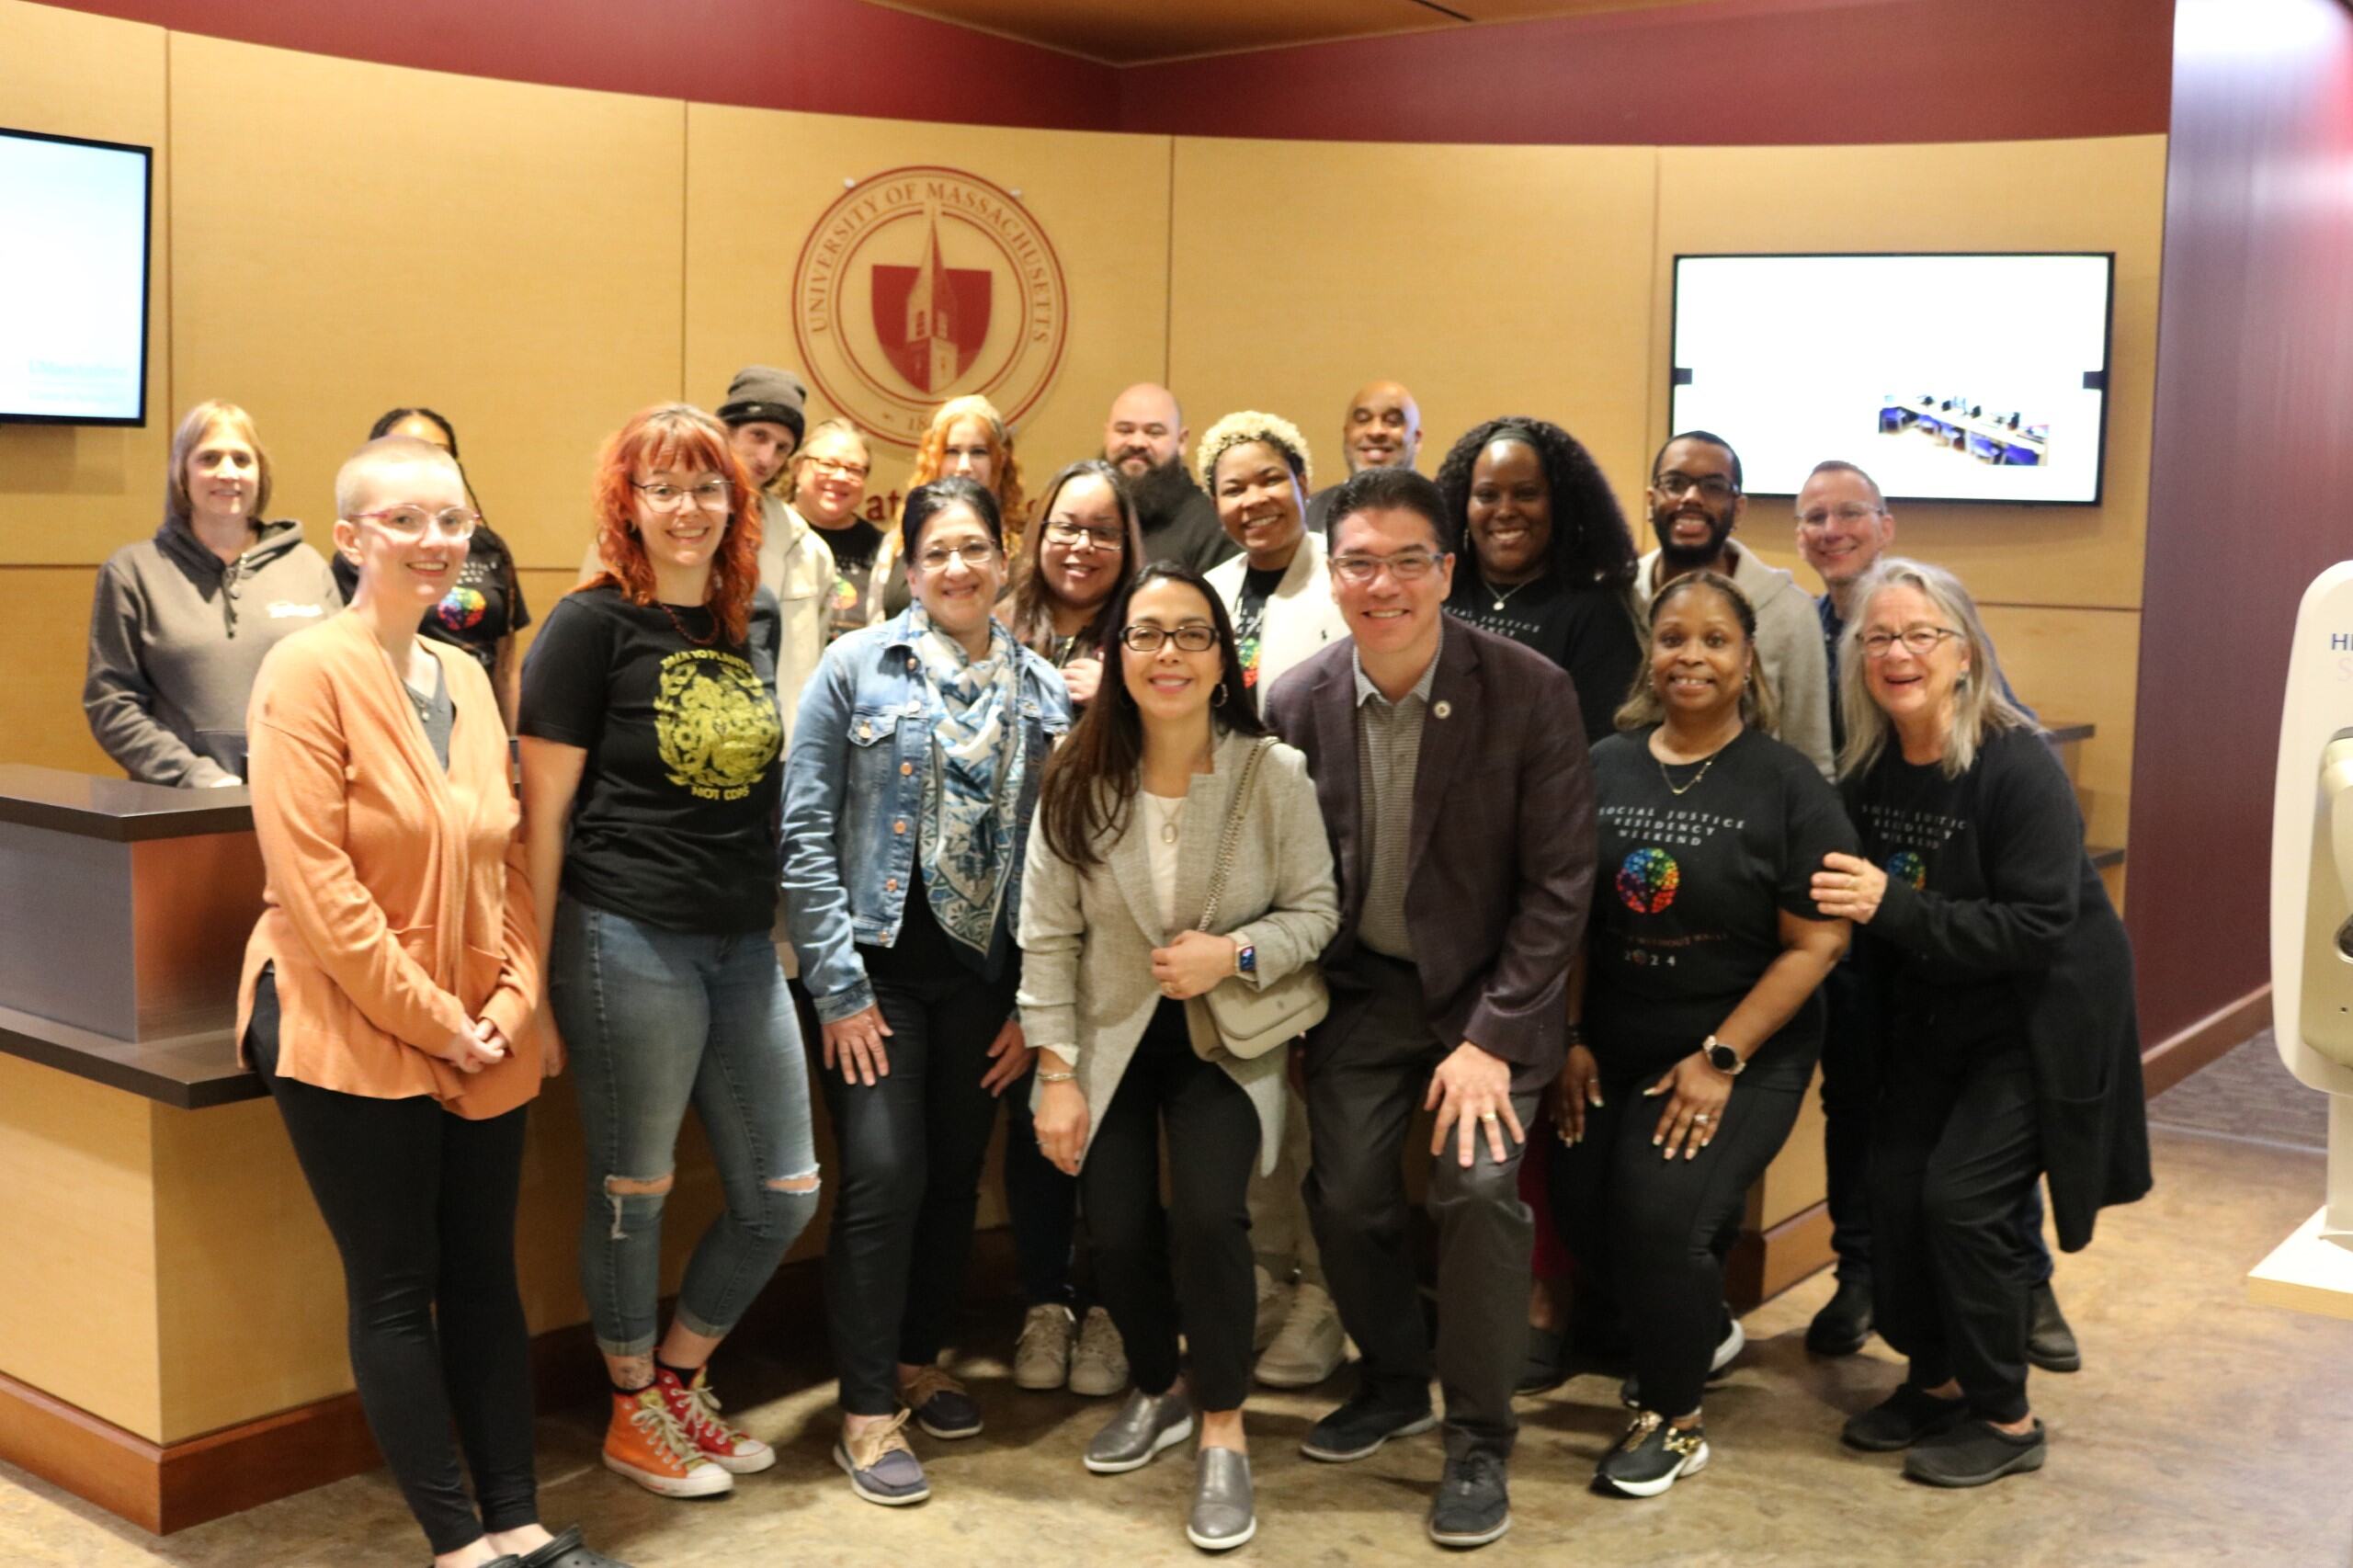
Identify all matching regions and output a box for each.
[792,165,1071,449]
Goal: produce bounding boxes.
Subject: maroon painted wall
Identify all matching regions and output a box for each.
[38,0,2171,144]
[1116,0,2173,144]
[2127,0,2353,1042]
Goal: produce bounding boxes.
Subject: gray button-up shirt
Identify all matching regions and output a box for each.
[1351,632,1441,960]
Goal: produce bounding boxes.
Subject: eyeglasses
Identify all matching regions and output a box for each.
[806,457,870,480]
[1043,520,1125,551]
[1329,549,1446,585]
[631,479,732,511]
[1654,472,1738,503]
[349,506,480,540]
[1798,503,1885,530]
[1859,626,1961,659]
[1121,622,1218,653]
[917,540,1000,572]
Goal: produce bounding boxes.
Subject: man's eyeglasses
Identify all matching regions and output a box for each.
[631,480,732,511]
[806,457,869,480]
[1329,549,1445,585]
[1121,622,1218,653]
[1798,503,1885,531]
[1859,626,1961,659]
[349,506,480,540]
[1654,472,1737,503]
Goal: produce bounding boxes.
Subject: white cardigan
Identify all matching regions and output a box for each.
[1206,527,1351,708]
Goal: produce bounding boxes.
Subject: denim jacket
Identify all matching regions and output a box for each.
[782,608,1071,1024]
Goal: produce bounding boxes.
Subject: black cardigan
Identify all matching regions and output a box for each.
[1845,725,2153,1252]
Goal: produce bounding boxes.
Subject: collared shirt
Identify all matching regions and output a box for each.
[1351,630,1442,960]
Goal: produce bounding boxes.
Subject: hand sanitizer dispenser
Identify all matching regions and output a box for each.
[2254,562,2353,1312]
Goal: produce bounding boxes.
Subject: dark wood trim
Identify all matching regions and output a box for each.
[0,1002,260,1108]
[0,1368,166,1533]
[2142,984,2272,1098]
[1727,1200,1835,1312]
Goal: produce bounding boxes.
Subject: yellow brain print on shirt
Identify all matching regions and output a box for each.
[654,650,782,801]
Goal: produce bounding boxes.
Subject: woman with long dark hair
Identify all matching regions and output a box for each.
[784,476,1072,1506]
[1021,560,1338,1551]
[519,403,818,1502]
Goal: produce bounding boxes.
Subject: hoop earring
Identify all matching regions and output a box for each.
[1213,681,1229,708]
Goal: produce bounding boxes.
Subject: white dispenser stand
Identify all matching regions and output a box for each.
[2252,562,2353,1318]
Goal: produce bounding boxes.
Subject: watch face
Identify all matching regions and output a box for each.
[1237,945,1256,972]
[1707,1043,1739,1072]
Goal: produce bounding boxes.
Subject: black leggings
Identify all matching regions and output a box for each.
[1549,1062,1805,1418]
[1079,1001,1261,1412]
[247,971,537,1557]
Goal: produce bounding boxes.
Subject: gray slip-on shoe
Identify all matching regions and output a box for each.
[1085,1386,1196,1474]
[1186,1447,1256,1552]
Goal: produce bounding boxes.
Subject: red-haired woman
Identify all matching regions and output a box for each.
[870,394,1028,620]
[518,403,819,1501]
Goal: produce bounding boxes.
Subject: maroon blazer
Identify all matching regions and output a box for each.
[1264,620,1597,1085]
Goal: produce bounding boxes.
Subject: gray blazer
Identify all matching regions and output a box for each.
[1017,729,1340,1175]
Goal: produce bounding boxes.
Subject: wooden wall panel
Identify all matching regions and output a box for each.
[166,32,687,574]
[0,1,170,567]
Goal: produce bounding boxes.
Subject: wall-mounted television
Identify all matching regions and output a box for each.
[1668,252,2115,505]
[0,126,153,426]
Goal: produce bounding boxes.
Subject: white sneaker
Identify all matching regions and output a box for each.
[1255,1280,1346,1388]
[1014,1302,1075,1391]
[1069,1305,1131,1397]
[1254,1265,1290,1354]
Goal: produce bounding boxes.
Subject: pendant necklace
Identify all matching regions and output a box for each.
[1480,572,1536,614]
[1658,733,1732,797]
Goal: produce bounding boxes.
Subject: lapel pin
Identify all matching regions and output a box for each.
[1433,699,1453,720]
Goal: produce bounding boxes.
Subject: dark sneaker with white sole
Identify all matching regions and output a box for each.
[1842,1384,1969,1452]
[1427,1451,1510,1548]
[2027,1281,2080,1372]
[902,1367,983,1440]
[1620,1312,1744,1409]
[834,1412,929,1506]
[1595,1411,1709,1499]
[1903,1417,2047,1486]
[1300,1391,1438,1462]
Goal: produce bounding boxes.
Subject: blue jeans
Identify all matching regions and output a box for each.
[550,896,820,1357]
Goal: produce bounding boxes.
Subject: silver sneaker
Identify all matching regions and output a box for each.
[1068,1305,1131,1397]
[1187,1447,1256,1552]
[1084,1386,1195,1474]
[1013,1303,1075,1391]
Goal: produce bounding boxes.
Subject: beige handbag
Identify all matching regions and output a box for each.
[1194,738,1330,1059]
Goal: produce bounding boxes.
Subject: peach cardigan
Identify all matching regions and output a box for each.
[234,610,541,1118]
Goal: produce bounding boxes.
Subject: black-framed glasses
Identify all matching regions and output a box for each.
[1654,472,1737,502]
[1329,549,1445,585]
[1043,520,1125,551]
[1859,626,1961,659]
[1120,622,1217,653]
[631,479,733,511]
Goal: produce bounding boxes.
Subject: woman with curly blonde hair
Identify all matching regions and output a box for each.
[871,395,1029,620]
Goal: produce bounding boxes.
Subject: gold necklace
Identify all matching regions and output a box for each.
[1659,754,1716,796]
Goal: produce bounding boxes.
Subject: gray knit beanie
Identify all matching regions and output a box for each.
[717,366,809,440]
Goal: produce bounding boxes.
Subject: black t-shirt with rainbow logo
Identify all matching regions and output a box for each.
[1582,724,1858,1091]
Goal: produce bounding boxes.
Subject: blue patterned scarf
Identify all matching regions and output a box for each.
[909,604,1028,958]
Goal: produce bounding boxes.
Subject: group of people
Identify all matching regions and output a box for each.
[79,374,2151,1566]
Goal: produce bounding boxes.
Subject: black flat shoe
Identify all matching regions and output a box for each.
[1806,1274,1874,1356]
[2027,1281,2080,1373]
[1902,1418,2046,1487]
[518,1526,633,1568]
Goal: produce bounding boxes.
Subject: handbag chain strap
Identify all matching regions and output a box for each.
[1195,737,1274,935]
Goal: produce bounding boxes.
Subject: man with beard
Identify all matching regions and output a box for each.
[1103,381,1237,574]
[1631,431,1832,778]
[1305,381,1423,534]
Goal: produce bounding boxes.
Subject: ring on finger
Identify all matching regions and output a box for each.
[1693,1111,1711,1124]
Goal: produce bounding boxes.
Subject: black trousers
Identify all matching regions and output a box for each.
[247,970,537,1557]
[1304,958,1540,1463]
[1549,1062,1804,1418]
[1002,1082,1082,1307]
[821,961,1017,1415]
[1079,1000,1261,1411]
[1821,960,2053,1284]
[1870,1033,2044,1424]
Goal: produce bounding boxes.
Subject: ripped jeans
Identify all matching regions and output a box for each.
[551,896,820,1358]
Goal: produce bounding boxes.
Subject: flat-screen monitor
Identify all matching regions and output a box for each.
[1668,253,2114,505]
[0,126,153,426]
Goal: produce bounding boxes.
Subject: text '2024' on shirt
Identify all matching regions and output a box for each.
[518,584,785,934]
[1582,724,1858,1090]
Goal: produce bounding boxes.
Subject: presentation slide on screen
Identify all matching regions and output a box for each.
[1669,255,2112,503]
[0,134,148,423]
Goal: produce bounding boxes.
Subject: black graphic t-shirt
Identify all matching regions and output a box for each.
[1583,725,1858,1089]
[1445,572,1638,746]
[518,584,786,934]
[333,522,531,675]
[816,519,884,641]
[1233,565,1285,696]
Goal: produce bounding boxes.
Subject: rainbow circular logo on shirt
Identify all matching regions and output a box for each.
[1617,847,1680,915]
[433,585,487,631]
[1886,850,1927,890]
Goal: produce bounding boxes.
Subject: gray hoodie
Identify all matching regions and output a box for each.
[84,515,342,786]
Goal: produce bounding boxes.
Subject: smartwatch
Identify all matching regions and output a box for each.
[1702,1034,1745,1076]
[1235,942,1257,977]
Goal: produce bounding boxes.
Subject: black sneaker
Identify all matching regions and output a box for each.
[2027,1281,2080,1373]
[1806,1273,1874,1356]
[1300,1390,1438,1463]
[1902,1417,2046,1487]
[1840,1384,1968,1452]
[1515,1324,1571,1396]
[1595,1410,1709,1499]
[1620,1313,1744,1408]
[1427,1451,1510,1548]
